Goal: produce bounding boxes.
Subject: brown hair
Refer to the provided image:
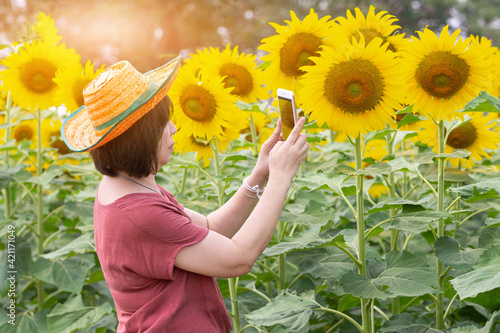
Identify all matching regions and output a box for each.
[90,96,172,178]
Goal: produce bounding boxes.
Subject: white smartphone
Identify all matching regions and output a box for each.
[277,88,297,141]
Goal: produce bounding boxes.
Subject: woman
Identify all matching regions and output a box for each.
[61,56,309,332]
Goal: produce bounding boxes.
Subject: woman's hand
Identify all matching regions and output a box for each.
[268,117,309,184]
[176,118,309,278]
[249,119,284,185]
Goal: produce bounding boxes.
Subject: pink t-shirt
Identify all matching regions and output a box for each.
[94,185,232,333]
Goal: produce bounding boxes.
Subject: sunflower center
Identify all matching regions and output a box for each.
[357,29,397,52]
[51,140,71,154]
[280,32,322,77]
[415,51,470,99]
[446,122,477,149]
[324,59,384,114]
[180,85,216,121]
[219,63,253,97]
[20,59,57,93]
[14,125,34,142]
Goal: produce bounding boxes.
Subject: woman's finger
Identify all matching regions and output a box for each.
[285,117,305,144]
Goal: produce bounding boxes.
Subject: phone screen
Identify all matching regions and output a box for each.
[278,95,295,140]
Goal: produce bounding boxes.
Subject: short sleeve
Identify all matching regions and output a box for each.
[111,194,209,280]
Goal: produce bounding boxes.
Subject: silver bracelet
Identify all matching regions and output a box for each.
[242,177,265,199]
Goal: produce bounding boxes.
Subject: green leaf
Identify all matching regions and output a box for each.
[0,165,24,190]
[387,158,423,174]
[397,112,425,128]
[449,179,500,202]
[47,295,113,333]
[279,211,330,226]
[65,200,94,218]
[288,247,356,280]
[168,151,209,171]
[465,288,500,313]
[483,217,500,229]
[337,294,361,312]
[341,251,440,300]
[388,210,453,234]
[450,246,500,299]
[379,313,443,333]
[42,233,95,260]
[368,198,425,214]
[447,310,500,332]
[262,225,338,257]
[294,173,350,196]
[434,236,484,271]
[363,128,397,145]
[435,149,471,159]
[376,251,440,295]
[24,164,64,187]
[459,91,500,113]
[358,162,392,177]
[245,290,317,332]
[31,254,95,293]
[340,272,388,299]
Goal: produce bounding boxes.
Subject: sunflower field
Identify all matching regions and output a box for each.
[2,6,500,333]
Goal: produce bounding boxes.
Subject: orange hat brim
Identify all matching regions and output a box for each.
[62,56,181,152]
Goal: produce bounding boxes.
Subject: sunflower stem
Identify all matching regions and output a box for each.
[386,133,399,315]
[436,120,445,329]
[36,108,44,311]
[212,138,241,333]
[180,168,188,194]
[354,136,370,333]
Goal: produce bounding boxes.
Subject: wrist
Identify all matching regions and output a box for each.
[247,170,268,189]
[241,177,265,199]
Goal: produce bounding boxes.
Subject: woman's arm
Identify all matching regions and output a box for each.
[185,121,282,237]
[175,118,309,278]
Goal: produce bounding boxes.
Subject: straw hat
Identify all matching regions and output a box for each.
[62,56,181,152]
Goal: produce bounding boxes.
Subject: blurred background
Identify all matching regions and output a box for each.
[1,0,499,71]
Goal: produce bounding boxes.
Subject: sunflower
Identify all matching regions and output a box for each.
[201,44,268,103]
[368,183,390,199]
[258,8,339,99]
[365,138,388,162]
[184,46,218,78]
[300,36,406,138]
[174,124,241,168]
[54,60,105,113]
[41,117,71,153]
[1,41,81,110]
[417,113,500,169]
[19,12,62,45]
[333,5,407,53]
[12,119,38,148]
[400,26,492,122]
[169,65,244,140]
